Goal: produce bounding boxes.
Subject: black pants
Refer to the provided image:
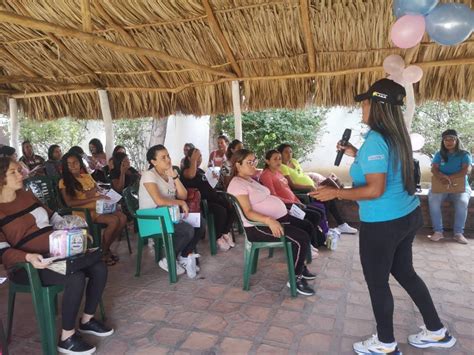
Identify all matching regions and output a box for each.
[208,195,235,236]
[244,215,310,275]
[11,261,107,331]
[324,199,344,225]
[285,203,321,248]
[359,207,443,343]
[173,218,205,257]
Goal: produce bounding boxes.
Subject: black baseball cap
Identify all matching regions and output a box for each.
[442,129,458,138]
[354,78,406,106]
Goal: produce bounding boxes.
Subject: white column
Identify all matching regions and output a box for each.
[97,89,114,158]
[232,80,242,141]
[9,98,19,152]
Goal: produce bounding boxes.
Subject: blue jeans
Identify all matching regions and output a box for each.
[428,187,471,234]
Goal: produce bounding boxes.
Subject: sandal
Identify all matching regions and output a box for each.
[110,253,120,262]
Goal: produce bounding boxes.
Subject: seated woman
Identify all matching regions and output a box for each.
[0,157,113,355]
[139,145,204,279]
[208,135,229,168]
[88,139,108,183]
[228,149,316,296]
[180,143,195,170]
[277,143,357,235]
[109,152,140,193]
[44,144,62,178]
[218,139,243,190]
[181,147,235,251]
[260,150,326,251]
[428,129,472,244]
[59,152,127,266]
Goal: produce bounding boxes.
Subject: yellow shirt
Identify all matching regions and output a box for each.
[279,159,314,188]
[59,174,99,219]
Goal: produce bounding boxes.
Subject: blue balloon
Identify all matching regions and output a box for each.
[393,0,439,18]
[426,3,473,46]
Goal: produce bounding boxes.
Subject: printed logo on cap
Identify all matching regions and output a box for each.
[372,91,388,99]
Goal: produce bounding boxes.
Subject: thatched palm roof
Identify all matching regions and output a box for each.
[0,0,472,120]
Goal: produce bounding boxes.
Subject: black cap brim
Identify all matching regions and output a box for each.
[354,92,370,102]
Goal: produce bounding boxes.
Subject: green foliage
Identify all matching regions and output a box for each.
[113,118,152,171]
[19,117,87,158]
[412,101,474,158]
[215,108,327,164]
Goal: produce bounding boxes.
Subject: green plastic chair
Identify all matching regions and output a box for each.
[122,186,178,283]
[201,199,217,255]
[224,193,297,297]
[24,176,61,211]
[7,263,105,355]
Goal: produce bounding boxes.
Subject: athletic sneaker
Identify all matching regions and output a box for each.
[302,265,317,280]
[353,334,401,354]
[57,333,96,354]
[178,253,201,279]
[428,231,444,242]
[217,237,231,251]
[287,276,315,296]
[337,222,358,234]
[158,258,185,275]
[408,325,456,349]
[78,318,114,337]
[222,233,235,248]
[453,233,468,244]
[310,245,319,258]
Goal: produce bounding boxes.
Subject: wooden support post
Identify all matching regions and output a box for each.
[9,98,19,152]
[232,81,242,141]
[97,90,114,158]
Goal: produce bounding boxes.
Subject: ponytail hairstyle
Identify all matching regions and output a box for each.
[229,149,254,180]
[264,149,280,169]
[368,101,415,195]
[61,152,86,197]
[146,145,167,170]
[226,139,243,160]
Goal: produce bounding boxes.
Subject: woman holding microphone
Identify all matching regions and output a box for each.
[311,79,456,354]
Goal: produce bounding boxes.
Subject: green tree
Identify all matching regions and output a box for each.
[215,108,327,165]
[19,117,87,158]
[113,117,153,171]
[411,101,474,158]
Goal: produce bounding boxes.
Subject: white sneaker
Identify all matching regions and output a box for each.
[428,231,444,242]
[222,233,235,248]
[353,334,401,354]
[408,325,456,349]
[158,258,185,275]
[337,222,357,234]
[179,253,201,279]
[217,237,231,251]
[310,245,319,258]
[453,233,468,244]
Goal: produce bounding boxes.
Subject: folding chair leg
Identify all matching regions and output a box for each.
[124,227,132,254]
[163,233,177,284]
[251,249,260,274]
[208,214,217,256]
[284,241,297,298]
[243,246,257,291]
[135,237,144,277]
[153,238,161,263]
[268,249,274,258]
[6,288,16,340]
[43,290,58,355]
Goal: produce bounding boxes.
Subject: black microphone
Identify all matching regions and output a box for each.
[334,129,352,166]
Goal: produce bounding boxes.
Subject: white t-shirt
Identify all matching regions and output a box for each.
[139,169,177,209]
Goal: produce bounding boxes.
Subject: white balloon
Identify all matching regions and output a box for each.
[410,133,425,151]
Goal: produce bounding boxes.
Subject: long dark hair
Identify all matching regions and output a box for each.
[61,152,86,197]
[264,149,280,169]
[368,101,415,195]
[68,146,85,156]
[217,134,230,144]
[89,138,104,154]
[112,145,126,157]
[0,157,13,189]
[47,144,60,160]
[21,141,32,156]
[146,145,167,170]
[440,132,464,162]
[226,139,242,160]
[111,152,127,175]
[229,149,254,180]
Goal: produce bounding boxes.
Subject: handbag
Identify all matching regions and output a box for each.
[186,188,201,212]
[46,248,103,275]
[431,175,465,194]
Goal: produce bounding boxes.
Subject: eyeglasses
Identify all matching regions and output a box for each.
[243,159,259,167]
[443,137,457,142]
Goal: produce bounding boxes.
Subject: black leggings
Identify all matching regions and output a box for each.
[285,204,323,247]
[208,197,235,237]
[173,218,205,257]
[11,261,107,331]
[324,199,344,225]
[359,207,443,343]
[244,215,310,275]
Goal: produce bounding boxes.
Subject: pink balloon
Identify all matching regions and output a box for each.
[390,15,426,49]
[383,55,405,75]
[402,65,423,84]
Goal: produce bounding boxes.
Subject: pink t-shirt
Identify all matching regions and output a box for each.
[209,150,226,167]
[227,176,287,227]
[259,169,300,204]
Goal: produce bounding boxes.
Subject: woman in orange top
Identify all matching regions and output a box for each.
[59,152,127,265]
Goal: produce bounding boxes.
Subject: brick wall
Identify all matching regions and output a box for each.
[329,195,474,234]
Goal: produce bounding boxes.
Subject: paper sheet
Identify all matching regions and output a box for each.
[0,277,7,284]
[181,213,201,228]
[105,188,123,203]
[205,167,220,188]
[289,204,306,220]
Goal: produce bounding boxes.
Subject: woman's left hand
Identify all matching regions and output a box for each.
[309,186,339,201]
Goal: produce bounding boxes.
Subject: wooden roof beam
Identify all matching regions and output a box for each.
[0,75,97,90]
[93,1,168,88]
[299,0,316,73]
[0,10,236,79]
[81,0,93,32]
[202,0,242,77]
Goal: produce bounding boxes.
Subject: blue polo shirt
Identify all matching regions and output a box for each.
[432,150,472,187]
[349,130,419,222]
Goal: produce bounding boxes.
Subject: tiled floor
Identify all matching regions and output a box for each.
[1,228,473,354]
